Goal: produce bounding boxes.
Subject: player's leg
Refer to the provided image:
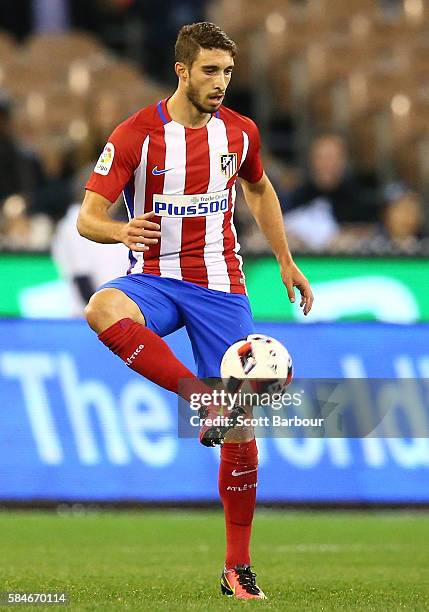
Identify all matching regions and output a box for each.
[180,285,265,599]
[84,275,208,399]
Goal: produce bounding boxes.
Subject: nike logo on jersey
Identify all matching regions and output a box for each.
[152,166,173,175]
[231,468,257,477]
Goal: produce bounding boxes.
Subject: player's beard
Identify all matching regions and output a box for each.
[186,81,213,115]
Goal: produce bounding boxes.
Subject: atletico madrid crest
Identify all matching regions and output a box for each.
[220,153,237,179]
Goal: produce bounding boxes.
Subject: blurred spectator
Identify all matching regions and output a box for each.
[0,96,23,201]
[324,183,427,255]
[32,143,74,222]
[283,133,378,250]
[0,93,52,249]
[234,152,301,254]
[51,164,129,316]
[0,193,53,250]
[0,94,43,204]
[380,183,425,247]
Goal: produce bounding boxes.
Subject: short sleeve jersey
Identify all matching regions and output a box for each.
[86,99,264,293]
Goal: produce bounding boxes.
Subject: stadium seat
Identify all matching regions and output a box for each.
[393,137,425,186]
[88,59,142,90]
[0,30,16,61]
[401,0,429,29]
[208,0,295,33]
[0,57,61,101]
[25,31,102,64]
[305,0,377,28]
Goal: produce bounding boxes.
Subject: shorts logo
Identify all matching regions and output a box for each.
[94,143,115,175]
[220,153,237,179]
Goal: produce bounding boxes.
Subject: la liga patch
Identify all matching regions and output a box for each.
[94,142,115,175]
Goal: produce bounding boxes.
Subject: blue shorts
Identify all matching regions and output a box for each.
[99,273,255,378]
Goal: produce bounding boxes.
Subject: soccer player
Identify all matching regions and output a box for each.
[77,22,313,600]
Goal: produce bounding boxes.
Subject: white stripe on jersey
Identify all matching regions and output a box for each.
[131,135,149,272]
[134,136,149,217]
[159,122,186,280]
[205,117,231,291]
[241,130,250,167]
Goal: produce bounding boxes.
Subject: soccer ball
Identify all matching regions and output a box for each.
[220,334,293,395]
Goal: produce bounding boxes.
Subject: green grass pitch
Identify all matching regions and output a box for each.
[1,509,428,610]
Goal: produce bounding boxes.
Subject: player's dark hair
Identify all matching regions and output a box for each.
[175,22,237,68]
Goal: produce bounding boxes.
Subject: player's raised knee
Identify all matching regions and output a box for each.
[85,288,144,334]
[84,289,114,333]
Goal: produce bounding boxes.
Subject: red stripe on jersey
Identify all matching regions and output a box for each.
[180,127,210,286]
[223,121,246,292]
[142,131,166,276]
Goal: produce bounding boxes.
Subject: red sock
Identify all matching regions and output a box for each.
[218,439,258,568]
[98,318,208,399]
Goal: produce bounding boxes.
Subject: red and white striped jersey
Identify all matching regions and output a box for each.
[86,98,264,294]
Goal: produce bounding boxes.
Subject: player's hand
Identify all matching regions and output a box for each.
[120,211,161,252]
[280,260,314,316]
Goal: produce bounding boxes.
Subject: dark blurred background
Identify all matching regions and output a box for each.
[0,0,428,257]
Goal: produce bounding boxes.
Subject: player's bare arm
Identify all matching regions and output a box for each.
[240,172,314,315]
[77,190,161,253]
